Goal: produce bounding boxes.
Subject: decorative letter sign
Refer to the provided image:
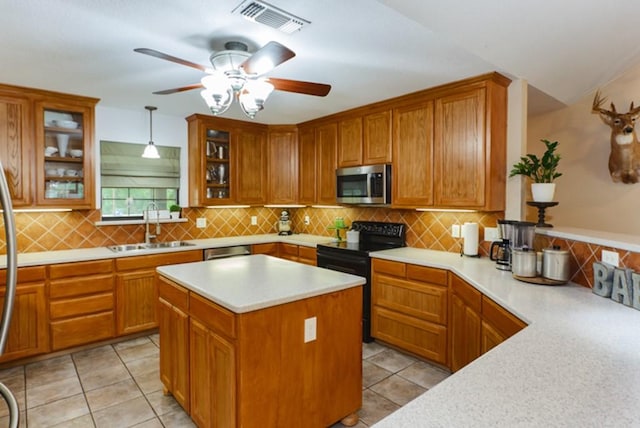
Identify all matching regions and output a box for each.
[593,261,640,311]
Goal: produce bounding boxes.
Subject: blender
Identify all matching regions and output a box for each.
[277,210,292,235]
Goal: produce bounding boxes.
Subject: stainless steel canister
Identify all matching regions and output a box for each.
[511,248,537,277]
[542,246,570,281]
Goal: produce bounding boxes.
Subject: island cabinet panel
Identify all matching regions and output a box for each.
[371,259,448,364]
[158,276,190,412]
[115,250,201,336]
[392,101,434,208]
[449,274,526,371]
[0,266,48,362]
[48,259,115,351]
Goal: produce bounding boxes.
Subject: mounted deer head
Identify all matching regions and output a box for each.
[592,90,640,183]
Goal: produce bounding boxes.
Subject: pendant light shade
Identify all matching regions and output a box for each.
[142,106,160,159]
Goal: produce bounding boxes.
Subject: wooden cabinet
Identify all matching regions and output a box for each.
[297,126,316,205]
[48,259,115,351]
[338,117,363,167]
[316,122,338,205]
[372,259,448,364]
[158,275,190,411]
[252,243,317,266]
[0,266,48,362]
[267,126,298,204]
[392,101,434,207]
[449,275,482,372]
[115,250,201,336]
[187,114,267,206]
[0,83,98,209]
[449,274,526,371]
[0,91,32,206]
[35,97,97,208]
[363,110,392,165]
[251,242,279,256]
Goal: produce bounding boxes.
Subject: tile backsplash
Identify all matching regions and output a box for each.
[1,206,631,289]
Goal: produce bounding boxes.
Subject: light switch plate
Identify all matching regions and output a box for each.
[451,224,461,238]
[250,216,258,226]
[602,250,619,267]
[304,215,310,225]
[196,218,206,228]
[304,317,317,343]
[484,227,499,241]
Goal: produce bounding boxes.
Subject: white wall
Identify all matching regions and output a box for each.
[505,79,527,220]
[94,106,189,207]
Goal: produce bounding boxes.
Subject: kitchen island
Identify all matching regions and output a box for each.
[156,254,365,428]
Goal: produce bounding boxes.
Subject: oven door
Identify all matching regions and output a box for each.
[317,246,373,342]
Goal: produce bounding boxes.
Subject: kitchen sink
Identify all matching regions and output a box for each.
[108,241,195,252]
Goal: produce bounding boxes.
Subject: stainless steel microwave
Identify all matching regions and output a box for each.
[336,164,391,205]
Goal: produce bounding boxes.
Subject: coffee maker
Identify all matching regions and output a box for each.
[490,220,536,271]
[277,210,292,235]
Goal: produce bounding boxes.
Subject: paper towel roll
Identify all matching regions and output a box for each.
[462,222,479,256]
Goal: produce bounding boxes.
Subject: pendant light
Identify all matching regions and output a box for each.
[142,106,160,159]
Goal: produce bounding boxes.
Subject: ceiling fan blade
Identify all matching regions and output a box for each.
[241,41,295,75]
[267,77,331,97]
[152,83,204,95]
[134,48,209,72]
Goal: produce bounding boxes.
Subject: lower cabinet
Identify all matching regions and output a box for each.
[449,274,527,371]
[48,260,115,351]
[115,250,201,335]
[371,259,448,364]
[0,266,48,362]
[252,243,317,266]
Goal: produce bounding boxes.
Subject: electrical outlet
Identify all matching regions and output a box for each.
[451,224,461,238]
[484,227,499,241]
[196,218,206,228]
[304,317,317,343]
[250,216,258,226]
[304,215,310,225]
[602,250,619,267]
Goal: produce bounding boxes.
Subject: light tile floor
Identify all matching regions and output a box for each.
[0,335,450,427]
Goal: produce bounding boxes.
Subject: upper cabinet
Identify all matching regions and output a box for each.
[337,110,392,168]
[187,114,267,206]
[315,122,338,205]
[0,83,98,209]
[297,125,316,205]
[267,126,298,205]
[337,117,363,167]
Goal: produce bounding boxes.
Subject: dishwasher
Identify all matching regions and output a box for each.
[203,245,252,260]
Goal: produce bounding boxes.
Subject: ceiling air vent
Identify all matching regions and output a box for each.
[233,0,310,34]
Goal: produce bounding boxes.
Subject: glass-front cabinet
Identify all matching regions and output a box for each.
[205,129,231,201]
[35,98,96,208]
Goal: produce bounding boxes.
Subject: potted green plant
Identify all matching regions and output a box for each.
[169,204,182,219]
[509,139,562,202]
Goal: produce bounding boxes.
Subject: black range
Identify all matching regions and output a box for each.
[316,221,406,342]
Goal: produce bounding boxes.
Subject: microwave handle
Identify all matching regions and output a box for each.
[368,174,373,197]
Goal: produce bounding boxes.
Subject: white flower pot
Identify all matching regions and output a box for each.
[531,183,556,202]
[170,212,180,219]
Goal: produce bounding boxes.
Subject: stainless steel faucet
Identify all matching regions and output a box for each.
[145,202,160,244]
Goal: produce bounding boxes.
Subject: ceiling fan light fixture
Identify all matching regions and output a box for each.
[209,49,251,73]
[239,79,274,118]
[200,88,233,115]
[142,106,160,159]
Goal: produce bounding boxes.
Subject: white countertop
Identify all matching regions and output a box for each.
[370,248,640,427]
[0,233,335,269]
[156,254,365,313]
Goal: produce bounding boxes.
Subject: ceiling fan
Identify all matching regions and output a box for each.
[134,41,331,118]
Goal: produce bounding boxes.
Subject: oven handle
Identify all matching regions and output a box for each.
[322,263,362,276]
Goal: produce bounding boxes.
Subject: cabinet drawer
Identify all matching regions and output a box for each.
[481,296,527,338]
[51,311,115,351]
[372,258,406,277]
[450,274,481,313]
[190,292,236,339]
[115,250,202,271]
[158,276,189,313]
[406,264,448,286]
[374,274,447,324]
[50,274,114,299]
[297,246,317,265]
[252,243,278,256]
[278,243,299,259]
[0,266,46,284]
[49,259,113,279]
[372,306,447,364]
[50,293,114,319]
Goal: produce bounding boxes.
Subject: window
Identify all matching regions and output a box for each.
[100,141,180,219]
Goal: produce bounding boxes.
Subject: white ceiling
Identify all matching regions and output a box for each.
[2,0,640,124]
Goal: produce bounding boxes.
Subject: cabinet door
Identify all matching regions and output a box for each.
[251,243,279,256]
[235,127,267,204]
[337,117,363,167]
[116,270,158,335]
[449,293,481,372]
[316,122,338,205]
[392,101,434,207]
[35,99,96,209]
[363,110,392,165]
[298,127,316,204]
[267,127,298,204]
[481,319,506,354]
[159,297,190,410]
[434,88,486,207]
[0,94,32,206]
[0,282,48,362]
